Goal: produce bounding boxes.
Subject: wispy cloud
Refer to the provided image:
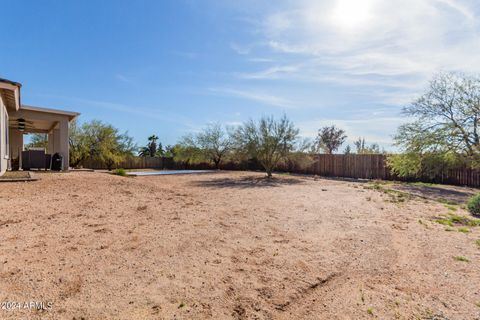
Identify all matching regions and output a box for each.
[230,0,480,89]
[209,87,297,108]
[229,42,253,55]
[236,65,300,79]
[36,94,197,129]
[115,73,132,83]
[298,116,409,149]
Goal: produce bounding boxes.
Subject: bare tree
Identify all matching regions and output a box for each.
[233,114,299,177]
[315,125,347,154]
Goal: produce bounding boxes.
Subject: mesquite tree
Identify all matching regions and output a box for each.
[315,125,347,154]
[233,115,299,177]
[390,72,480,177]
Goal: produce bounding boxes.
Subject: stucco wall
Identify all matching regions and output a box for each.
[0,95,7,176]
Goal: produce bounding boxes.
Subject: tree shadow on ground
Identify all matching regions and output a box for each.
[393,184,476,204]
[191,175,305,189]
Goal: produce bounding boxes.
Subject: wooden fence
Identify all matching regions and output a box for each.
[80,154,480,188]
[81,156,165,170]
[288,154,480,187]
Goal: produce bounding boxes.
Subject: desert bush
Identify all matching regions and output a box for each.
[467,194,480,216]
[387,152,466,179]
[113,168,127,176]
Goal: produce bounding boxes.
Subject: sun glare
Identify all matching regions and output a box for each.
[331,0,374,30]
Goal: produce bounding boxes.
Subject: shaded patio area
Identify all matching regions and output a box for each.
[8,105,79,171]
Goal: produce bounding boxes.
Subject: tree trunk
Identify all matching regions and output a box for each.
[266,167,273,178]
[214,158,221,169]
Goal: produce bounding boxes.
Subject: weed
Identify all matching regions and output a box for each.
[365,183,413,203]
[475,239,480,248]
[444,204,458,212]
[360,289,365,304]
[410,181,436,187]
[444,227,455,232]
[457,227,470,234]
[436,214,480,227]
[178,302,185,308]
[113,168,127,176]
[453,256,469,262]
[438,198,459,206]
[367,307,374,315]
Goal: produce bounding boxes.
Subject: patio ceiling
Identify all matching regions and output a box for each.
[0,78,21,111]
[9,105,79,134]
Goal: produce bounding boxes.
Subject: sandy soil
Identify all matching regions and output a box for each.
[0,171,479,319]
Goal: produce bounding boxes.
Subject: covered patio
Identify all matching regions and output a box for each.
[8,105,79,171]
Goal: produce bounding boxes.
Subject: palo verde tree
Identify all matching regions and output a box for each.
[389,72,480,177]
[233,114,299,178]
[315,125,347,154]
[194,123,233,169]
[172,136,203,167]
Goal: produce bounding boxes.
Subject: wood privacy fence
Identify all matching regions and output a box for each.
[81,154,480,188]
[289,154,480,187]
[81,156,166,170]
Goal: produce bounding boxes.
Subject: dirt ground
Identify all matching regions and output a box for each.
[0,171,479,319]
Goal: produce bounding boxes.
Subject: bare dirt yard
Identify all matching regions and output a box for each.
[0,171,479,319]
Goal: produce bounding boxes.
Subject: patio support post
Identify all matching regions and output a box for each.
[58,119,69,171]
[9,128,23,169]
[47,132,54,154]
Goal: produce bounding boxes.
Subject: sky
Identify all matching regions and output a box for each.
[2,0,480,150]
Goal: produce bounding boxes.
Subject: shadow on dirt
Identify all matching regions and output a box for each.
[393,184,476,204]
[191,175,305,189]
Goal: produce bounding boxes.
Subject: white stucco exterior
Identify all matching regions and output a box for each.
[0,78,79,176]
[0,95,8,176]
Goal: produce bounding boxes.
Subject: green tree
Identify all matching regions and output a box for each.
[389,72,480,177]
[139,135,163,157]
[315,125,347,154]
[80,120,136,170]
[25,133,48,150]
[172,137,203,166]
[233,114,299,177]
[69,119,88,168]
[193,123,233,169]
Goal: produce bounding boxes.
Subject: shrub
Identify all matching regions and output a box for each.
[467,194,480,216]
[113,168,127,176]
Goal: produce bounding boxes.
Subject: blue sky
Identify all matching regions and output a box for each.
[2,0,480,150]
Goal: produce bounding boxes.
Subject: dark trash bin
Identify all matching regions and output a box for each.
[51,153,63,171]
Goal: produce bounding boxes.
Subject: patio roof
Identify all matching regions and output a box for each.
[0,78,21,111]
[9,104,80,134]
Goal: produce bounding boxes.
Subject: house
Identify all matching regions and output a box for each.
[0,78,79,176]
